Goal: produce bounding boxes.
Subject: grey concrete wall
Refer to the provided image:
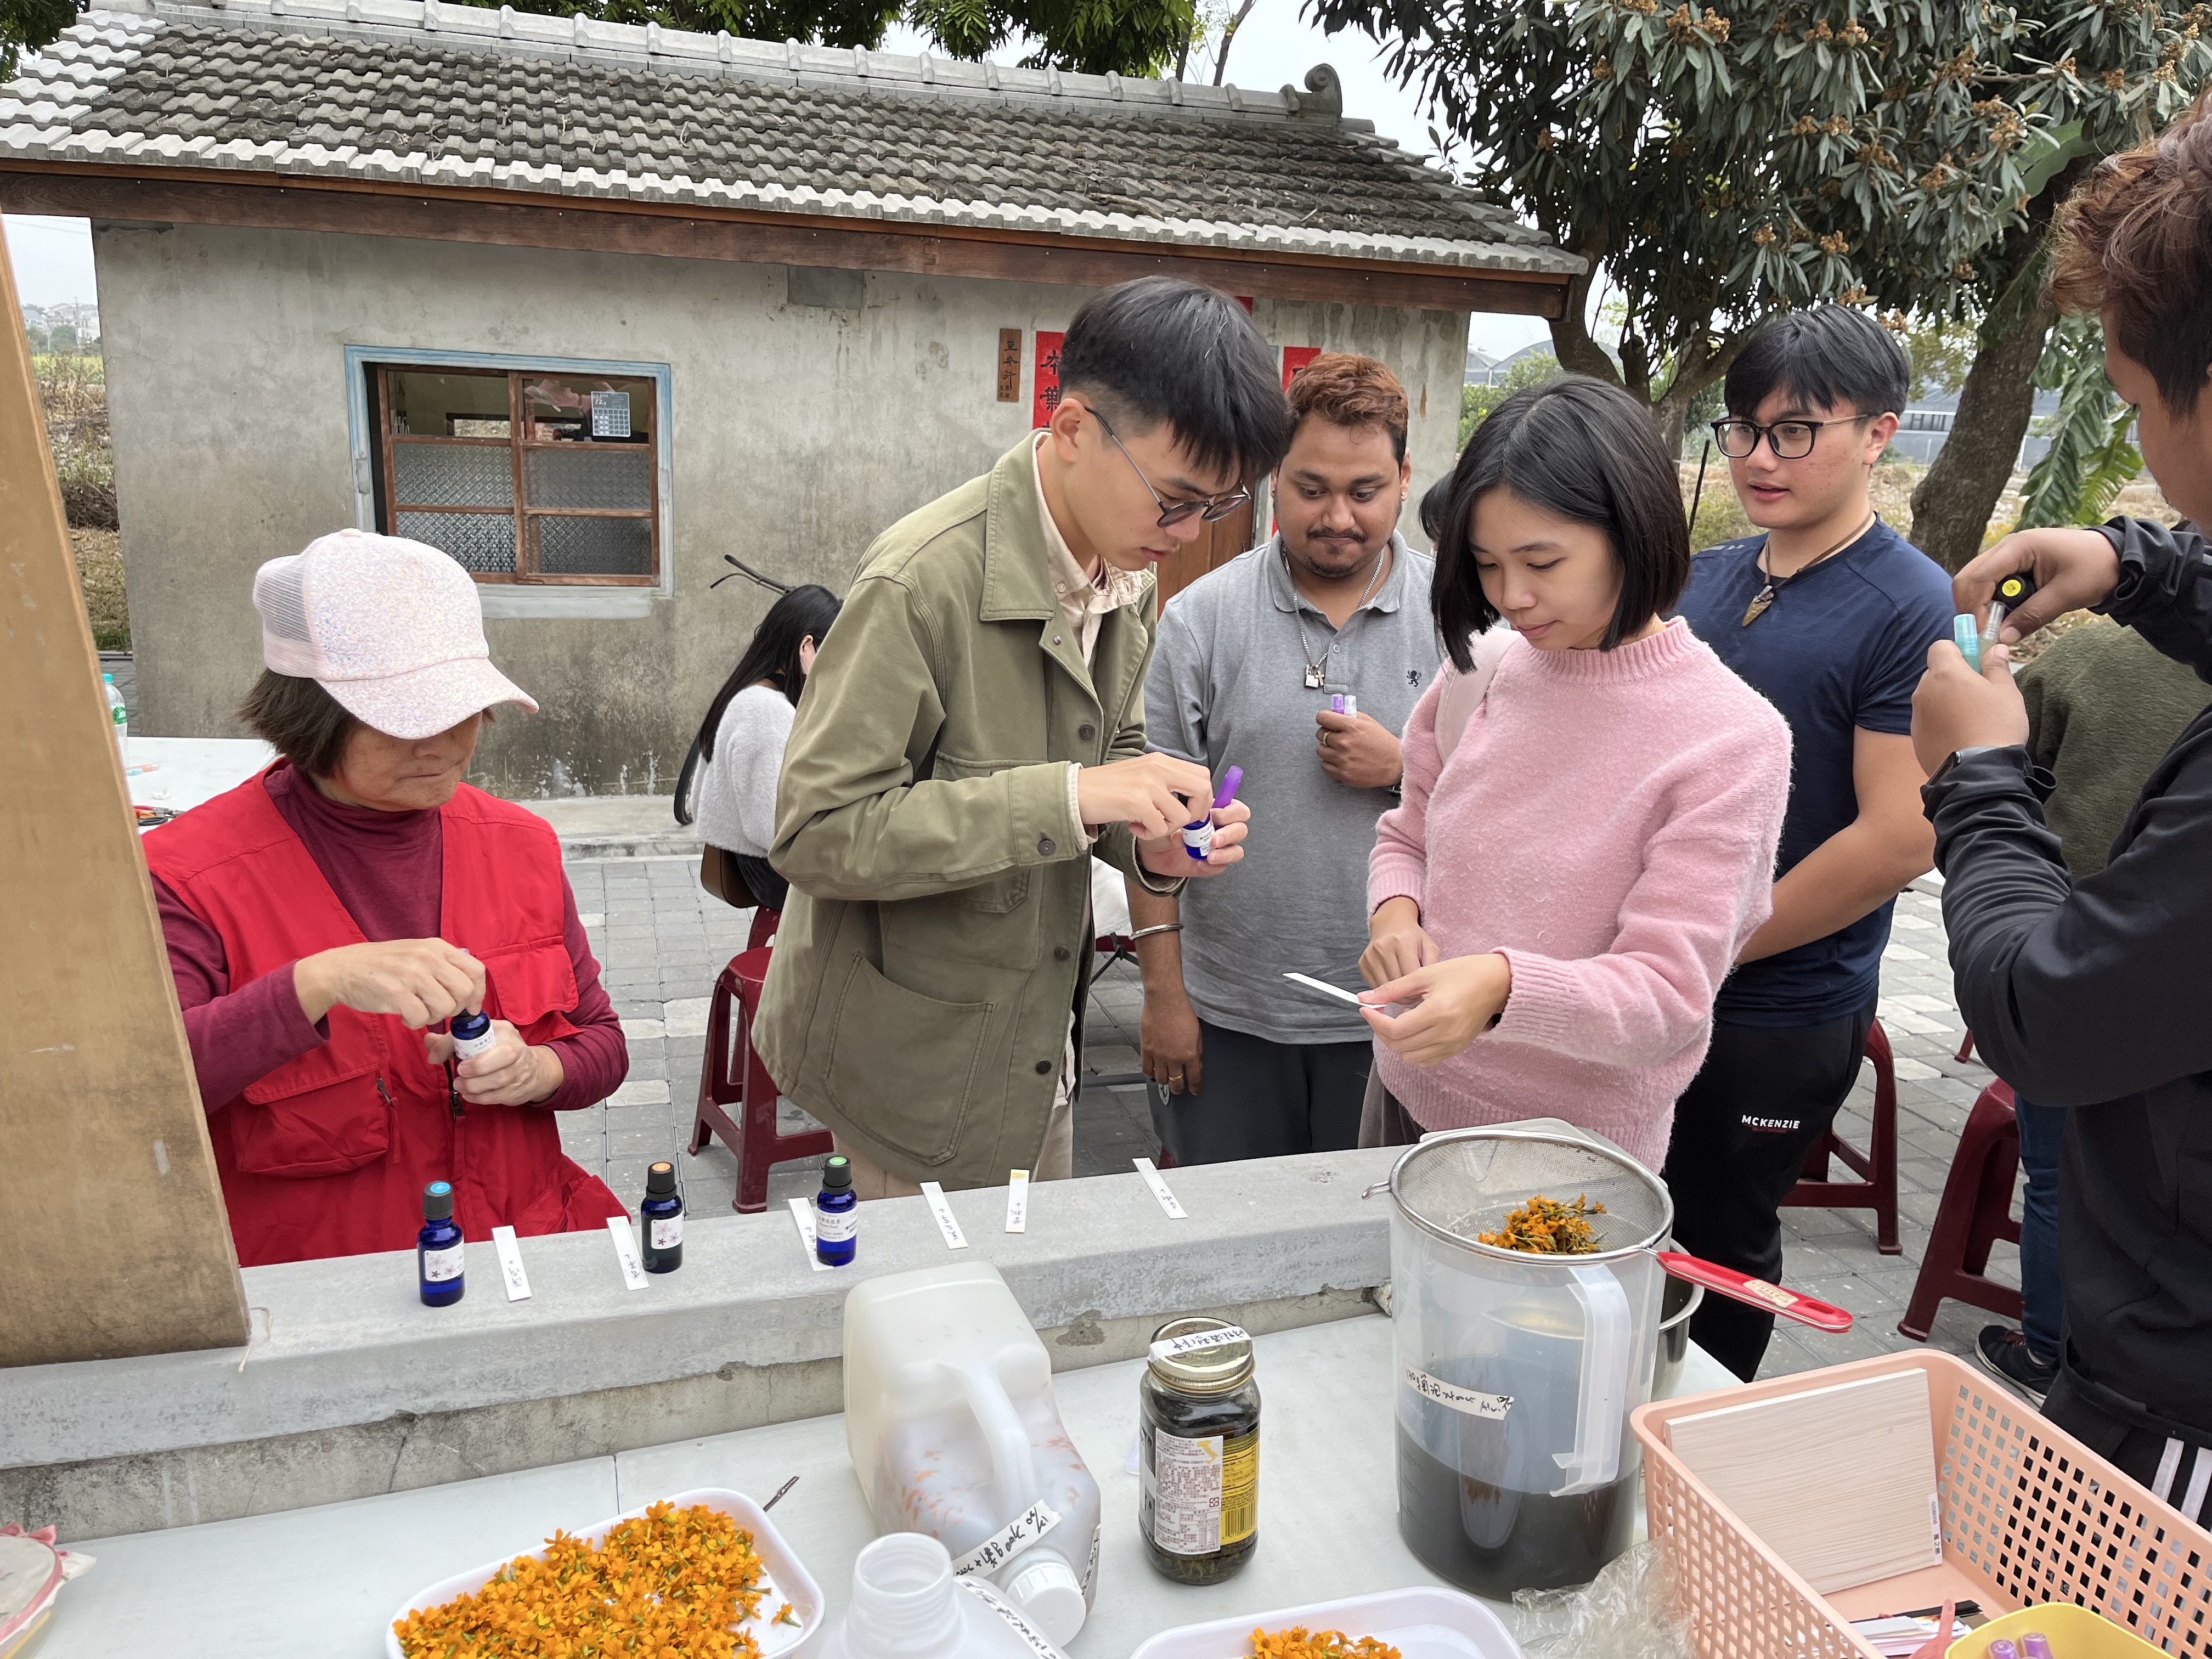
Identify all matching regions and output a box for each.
[1,1150,1399,1539]
[94,221,1469,794]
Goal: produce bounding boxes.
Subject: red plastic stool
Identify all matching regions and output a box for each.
[747,906,780,952]
[1897,1079,2022,1341]
[686,945,830,1212]
[1781,1018,1902,1255]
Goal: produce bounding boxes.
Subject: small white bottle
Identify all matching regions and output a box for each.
[104,673,128,768]
[815,1534,1070,1659]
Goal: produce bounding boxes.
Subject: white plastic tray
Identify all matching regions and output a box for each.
[1128,1585,1525,1659]
[382,1486,823,1659]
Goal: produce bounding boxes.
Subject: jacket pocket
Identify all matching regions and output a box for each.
[236,1052,392,1178]
[481,937,582,1040]
[823,952,994,1166]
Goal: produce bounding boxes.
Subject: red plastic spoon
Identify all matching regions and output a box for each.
[1655,1251,1854,1333]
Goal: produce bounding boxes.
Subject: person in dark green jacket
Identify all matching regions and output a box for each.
[757,279,1293,1197]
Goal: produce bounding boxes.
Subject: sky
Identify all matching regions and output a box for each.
[3,0,1558,357]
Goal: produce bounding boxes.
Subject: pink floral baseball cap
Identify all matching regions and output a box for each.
[251,529,539,740]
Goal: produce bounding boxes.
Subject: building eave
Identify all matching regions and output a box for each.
[0,160,1575,315]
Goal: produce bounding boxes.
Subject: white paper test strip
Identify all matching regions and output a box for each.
[919,1181,969,1249]
[786,1195,836,1272]
[1283,970,1364,1006]
[605,1215,648,1290]
[1006,1169,1030,1234]
[1133,1157,1188,1219]
[490,1224,532,1302]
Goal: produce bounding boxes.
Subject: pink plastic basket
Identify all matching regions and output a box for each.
[1631,1351,2212,1658]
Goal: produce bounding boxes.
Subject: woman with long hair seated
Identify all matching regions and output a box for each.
[146,530,627,1267]
[681,584,842,918]
[1358,376,1793,1169]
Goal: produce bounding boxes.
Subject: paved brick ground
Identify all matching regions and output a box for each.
[563,854,2012,1389]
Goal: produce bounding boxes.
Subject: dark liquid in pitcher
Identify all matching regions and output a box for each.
[1395,1426,1635,1596]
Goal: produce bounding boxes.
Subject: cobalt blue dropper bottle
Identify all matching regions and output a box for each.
[640,1160,684,1274]
[418,1180,465,1306]
[814,1155,857,1266]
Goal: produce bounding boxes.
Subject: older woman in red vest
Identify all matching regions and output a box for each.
[145,529,627,1267]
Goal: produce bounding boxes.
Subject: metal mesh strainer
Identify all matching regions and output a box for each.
[1388,1128,1674,1260]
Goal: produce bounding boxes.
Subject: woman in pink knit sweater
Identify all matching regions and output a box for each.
[1360,377,1792,1169]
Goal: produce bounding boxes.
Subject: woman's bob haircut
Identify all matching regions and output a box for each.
[1432,374,1691,669]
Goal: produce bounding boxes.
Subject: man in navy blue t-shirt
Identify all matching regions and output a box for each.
[1668,307,1954,1380]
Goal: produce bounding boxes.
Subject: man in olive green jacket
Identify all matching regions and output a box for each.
[757,278,1294,1194]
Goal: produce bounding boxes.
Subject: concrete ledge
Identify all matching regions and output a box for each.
[1,1151,1398,1536]
[514,793,698,858]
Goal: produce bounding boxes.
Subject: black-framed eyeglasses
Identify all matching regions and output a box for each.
[1076,400,1250,528]
[1710,414,1874,461]
[1707,416,1867,462]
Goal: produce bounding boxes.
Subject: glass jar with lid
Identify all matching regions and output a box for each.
[1137,1316,1260,1584]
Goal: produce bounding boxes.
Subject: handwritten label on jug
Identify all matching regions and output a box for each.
[950,1500,1062,1577]
[1403,1365,1513,1420]
[1149,1324,1249,1363]
[958,1579,1063,1658]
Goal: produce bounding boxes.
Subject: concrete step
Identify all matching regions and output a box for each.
[516,793,700,859]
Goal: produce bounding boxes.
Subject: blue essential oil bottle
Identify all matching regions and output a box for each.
[815,1154,857,1266]
[418,1180,465,1306]
[641,1160,684,1274]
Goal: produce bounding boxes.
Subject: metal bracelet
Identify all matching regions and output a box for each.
[1128,922,1184,941]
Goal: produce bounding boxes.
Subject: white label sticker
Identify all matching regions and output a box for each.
[815,1199,857,1244]
[605,1215,648,1290]
[1931,1491,1944,1560]
[1133,1157,1187,1219]
[1005,1169,1029,1234]
[1083,1522,1100,1594]
[787,1196,834,1272]
[919,1181,969,1249]
[1148,1429,1223,1554]
[650,1215,683,1250]
[949,1501,1062,1576]
[1150,1324,1249,1364]
[489,1224,530,1301]
[1402,1364,1513,1420]
[957,1581,1063,1659]
[421,1242,464,1284]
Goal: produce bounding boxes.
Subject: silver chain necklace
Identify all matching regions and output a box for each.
[1287,543,1391,689]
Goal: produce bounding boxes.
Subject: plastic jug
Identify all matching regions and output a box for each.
[814,1532,1071,1659]
[843,1262,1102,1646]
[1379,1128,1669,1598]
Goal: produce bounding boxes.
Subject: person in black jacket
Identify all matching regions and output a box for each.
[1910,91,2212,1518]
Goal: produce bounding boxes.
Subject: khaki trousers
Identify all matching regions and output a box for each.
[835,1026,1078,1200]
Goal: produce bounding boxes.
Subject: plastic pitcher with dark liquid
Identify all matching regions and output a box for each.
[1374,1129,1669,1598]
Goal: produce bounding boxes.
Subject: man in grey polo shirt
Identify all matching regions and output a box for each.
[1128,353,1444,1163]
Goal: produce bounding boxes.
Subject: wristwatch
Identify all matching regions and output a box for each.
[1928,744,2018,785]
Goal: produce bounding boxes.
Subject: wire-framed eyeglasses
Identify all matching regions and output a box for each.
[1710,414,1874,461]
[1077,400,1250,528]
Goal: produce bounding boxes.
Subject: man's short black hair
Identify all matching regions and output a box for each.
[1058,277,1294,484]
[1725,306,1909,420]
[1432,375,1689,665]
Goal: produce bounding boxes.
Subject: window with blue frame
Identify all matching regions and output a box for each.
[368,360,659,586]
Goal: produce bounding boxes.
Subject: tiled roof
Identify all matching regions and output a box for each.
[0,0,1581,275]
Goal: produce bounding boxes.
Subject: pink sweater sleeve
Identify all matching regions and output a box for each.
[1491,720,1792,1068]
[1368,673,1447,916]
